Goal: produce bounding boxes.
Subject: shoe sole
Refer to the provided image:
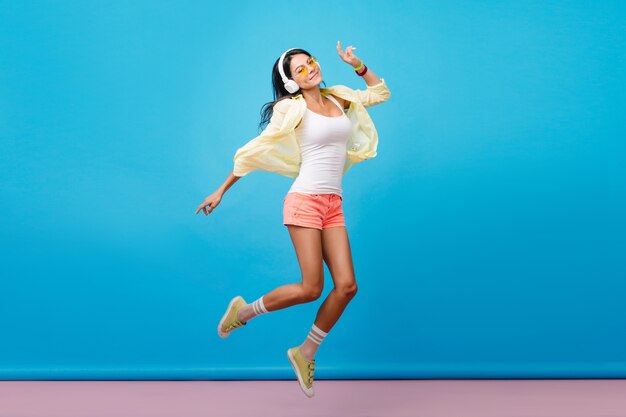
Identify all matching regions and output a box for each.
[287,348,315,398]
[217,295,243,338]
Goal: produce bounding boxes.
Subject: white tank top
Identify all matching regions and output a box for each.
[288,94,352,197]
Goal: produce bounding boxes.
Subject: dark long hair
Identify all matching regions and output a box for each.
[258,48,326,132]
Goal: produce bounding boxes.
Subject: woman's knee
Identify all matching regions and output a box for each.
[300,283,323,301]
[336,281,358,300]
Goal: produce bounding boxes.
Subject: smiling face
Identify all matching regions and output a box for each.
[289,53,322,90]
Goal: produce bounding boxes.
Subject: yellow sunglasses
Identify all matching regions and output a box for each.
[293,56,319,77]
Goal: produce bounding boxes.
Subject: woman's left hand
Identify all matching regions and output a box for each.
[336,41,361,67]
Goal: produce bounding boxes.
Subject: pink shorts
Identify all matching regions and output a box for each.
[283,192,346,230]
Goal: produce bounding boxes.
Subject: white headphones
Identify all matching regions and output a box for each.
[278,48,300,93]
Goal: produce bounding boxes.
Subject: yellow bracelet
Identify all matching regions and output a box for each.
[353,61,365,72]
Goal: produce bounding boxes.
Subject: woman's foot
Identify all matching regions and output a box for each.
[217,295,247,338]
[287,346,316,398]
[298,345,315,361]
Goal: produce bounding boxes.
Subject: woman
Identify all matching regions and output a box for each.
[195,41,391,398]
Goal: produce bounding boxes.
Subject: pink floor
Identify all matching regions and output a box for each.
[1,380,625,417]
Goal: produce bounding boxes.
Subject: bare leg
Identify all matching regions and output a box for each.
[238,225,325,322]
[300,226,358,360]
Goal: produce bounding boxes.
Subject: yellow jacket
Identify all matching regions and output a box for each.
[233,78,391,178]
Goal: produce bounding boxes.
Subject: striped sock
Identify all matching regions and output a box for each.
[307,324,328,345]
[251,296,269,317]
[237,296,269,323]
[300,324,329,360]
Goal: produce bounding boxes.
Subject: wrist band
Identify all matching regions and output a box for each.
[356,64,368,76]
[353,61,364,72]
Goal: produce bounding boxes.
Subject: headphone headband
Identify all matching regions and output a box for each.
[278,48,300,94]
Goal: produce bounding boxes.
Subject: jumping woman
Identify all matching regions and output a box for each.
[195,41,391,398]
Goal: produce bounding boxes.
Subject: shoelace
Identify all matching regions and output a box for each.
[306,361,315,383]
[225,320,246,332]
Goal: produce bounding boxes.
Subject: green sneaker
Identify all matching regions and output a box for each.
[287,346,315,398]
[217,295,247,338]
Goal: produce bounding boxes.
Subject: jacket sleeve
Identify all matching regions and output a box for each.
[348,78,391,108]
[327,78,391,107]
[232,99,289,177]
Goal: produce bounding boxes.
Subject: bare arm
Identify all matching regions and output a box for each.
[335,41,388,108]
[195,170,241,216]
[359,66,382,86]
[217,170,240,195]
[336,41,382,86]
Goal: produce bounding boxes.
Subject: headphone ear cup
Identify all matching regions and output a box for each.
[284,79,300,93]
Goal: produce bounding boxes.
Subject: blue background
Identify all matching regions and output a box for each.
[1,1,624,379]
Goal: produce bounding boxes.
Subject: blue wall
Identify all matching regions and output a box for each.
[1,1,624,379]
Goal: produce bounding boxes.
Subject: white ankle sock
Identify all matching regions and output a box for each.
[306,324,328,345]
[238,296,269,322]
[299,323,329,360]
[251,296,269,316]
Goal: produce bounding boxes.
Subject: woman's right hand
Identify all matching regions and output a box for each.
[336,40,361,68]
[196,191,223,216]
